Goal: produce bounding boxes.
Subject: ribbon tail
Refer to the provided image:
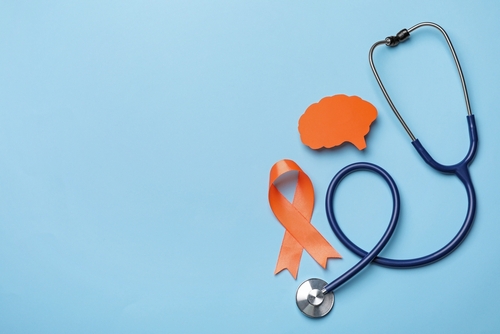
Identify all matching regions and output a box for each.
[308,243,342,269]
[274,231,302,279]
[270,186,342,269]
[298,222,342,268]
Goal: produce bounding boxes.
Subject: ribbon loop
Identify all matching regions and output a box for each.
[269,159,341,279]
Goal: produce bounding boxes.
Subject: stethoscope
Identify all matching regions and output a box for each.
[296,22,478,318]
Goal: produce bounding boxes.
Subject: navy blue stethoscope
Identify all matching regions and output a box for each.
[296,22,478,318]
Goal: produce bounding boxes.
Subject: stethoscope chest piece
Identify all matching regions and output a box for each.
[296,278,334,318]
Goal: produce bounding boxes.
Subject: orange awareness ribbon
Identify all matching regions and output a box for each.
[269,159,341,279]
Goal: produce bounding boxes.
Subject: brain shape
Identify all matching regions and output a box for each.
[298,94,377,150]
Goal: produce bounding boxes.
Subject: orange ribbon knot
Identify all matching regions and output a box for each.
[268,159,341,279]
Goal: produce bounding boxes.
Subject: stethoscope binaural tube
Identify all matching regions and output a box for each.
[296,22,478,318]
[368,22,473,141]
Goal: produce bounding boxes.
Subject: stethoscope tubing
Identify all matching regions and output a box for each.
[322,162,400,293]
[323,156,476,294]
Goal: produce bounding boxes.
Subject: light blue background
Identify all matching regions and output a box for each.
[0,1,499,333]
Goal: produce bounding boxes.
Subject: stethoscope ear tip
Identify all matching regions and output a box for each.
[296,278,334,318]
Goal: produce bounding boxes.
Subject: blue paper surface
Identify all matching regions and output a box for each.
[1,1,499,333]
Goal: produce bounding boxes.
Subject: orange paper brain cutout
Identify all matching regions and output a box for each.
[298,94,377,150]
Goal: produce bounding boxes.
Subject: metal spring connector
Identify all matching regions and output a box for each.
[385,29,410,46]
